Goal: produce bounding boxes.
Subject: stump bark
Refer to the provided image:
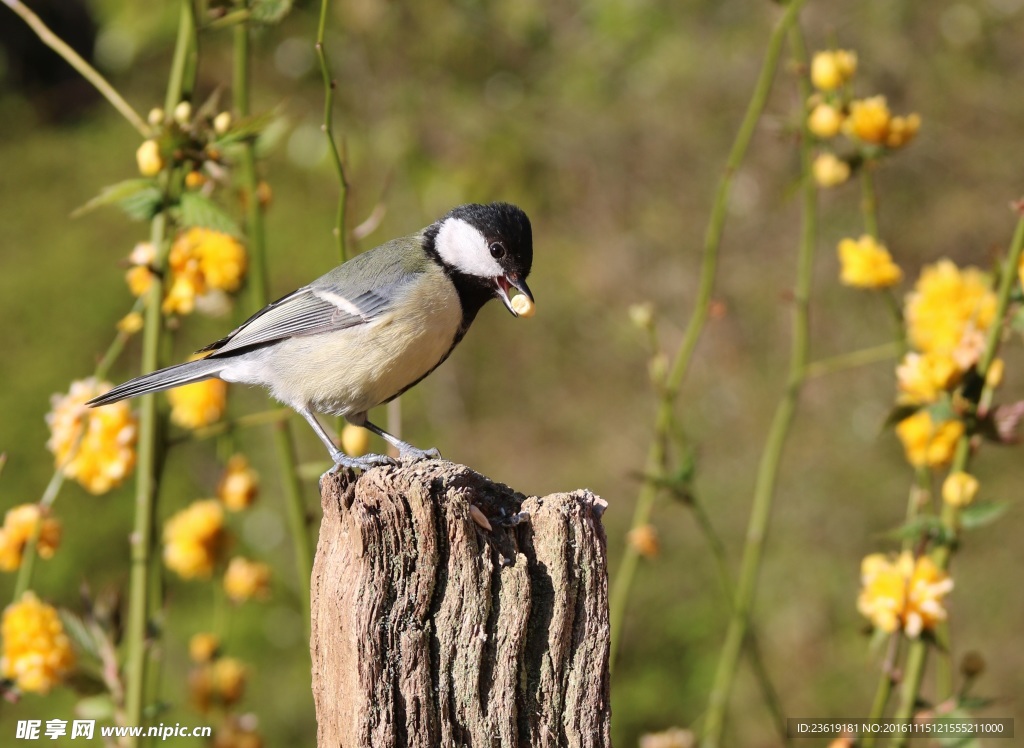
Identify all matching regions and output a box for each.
[310,460,611,748]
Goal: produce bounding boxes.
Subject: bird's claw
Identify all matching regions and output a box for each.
[398,446,442,464]
[328,451,399,473]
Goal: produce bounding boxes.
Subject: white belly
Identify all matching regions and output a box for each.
[226,274,465,417]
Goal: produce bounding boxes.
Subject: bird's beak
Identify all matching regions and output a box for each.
[495,273,534,316]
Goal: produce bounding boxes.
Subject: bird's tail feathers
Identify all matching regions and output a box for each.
[87,357,225,407]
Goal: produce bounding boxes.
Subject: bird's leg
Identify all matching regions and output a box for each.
[298,408,396,471]
[359,418,442,464]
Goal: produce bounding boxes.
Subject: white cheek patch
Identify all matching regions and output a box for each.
[434,217,504,278]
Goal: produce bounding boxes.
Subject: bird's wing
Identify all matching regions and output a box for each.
[200,284,394,357]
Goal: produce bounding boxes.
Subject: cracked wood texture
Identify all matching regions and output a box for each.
[311,460,611,748]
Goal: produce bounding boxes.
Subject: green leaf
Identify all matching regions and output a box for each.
[936,709,982,748]
[176,192,242,237]
[249,0,293,24]
[71,179,162,222]
[75,694,116,720]
[926,399,957,423]
[883,403,921,429]
[959,501,1009,530]
[212,110,279,147]
[958,696,996,710]
[58,609,100,662]
[883,514,952,543]
[1010,305,1024,333]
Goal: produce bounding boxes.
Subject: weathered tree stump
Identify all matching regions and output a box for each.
[310,460,611,748]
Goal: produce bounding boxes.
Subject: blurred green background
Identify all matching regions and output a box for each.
[1,0,1023,745]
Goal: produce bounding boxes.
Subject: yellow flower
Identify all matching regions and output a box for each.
[857,551,953,637]
[895,410,964,468]
[1,592,75,693]
[627,524,659,559]
[846,96,892,144]
[837,235,903,289]
[223,557,271,603]
[341,424,370,457]
[810,49,857,91]
[812,153,850,188]
[163,499,226,579]
[942,471,979,508]
[217,455,259,511]
[136,139,164,177]
[189,632,220,663]
[162,229,248,315]
[167,366,227,430]
[46,378,137,495]
[905,260,997,357]
[886,113,921,149]
[807,102,844,139]
[175,228,248,293]
[0,505,61,572]
[895,352,960,405]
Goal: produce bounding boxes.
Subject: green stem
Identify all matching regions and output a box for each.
[862,634,902,748]
[315,0,349,262]
[2,0,150,136]
[688,495,790,745]
[124,2,194,740]
[233,17,312,634]
[123,213,168,740]
[860,163,879,239]
[702,22,816,747]
[891,214,1024,745]
[804,341,901,379]
[608,0,808,671]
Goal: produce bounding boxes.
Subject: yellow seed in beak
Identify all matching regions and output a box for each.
[511,294,535,318]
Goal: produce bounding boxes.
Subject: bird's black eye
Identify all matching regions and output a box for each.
[489,242,506,259]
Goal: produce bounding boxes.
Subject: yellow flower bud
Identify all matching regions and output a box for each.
[986,358,1005,390]
[217,455,259,511]
[341,424,370,457]
[257,180,273,209]
[185,171,206,189]
[627,524,659,559]
[214,111,232,134]
[807,103,844,139]
[942,471,979,508]
[629,303,655,331]
[117,312,144,335]
[812,153,850,188]
[886,113,921,149]
[189,632,220,663]
[223,557,271,603]
[811,49,857,91]
[147,108,165,127]
[174,100,192,124]
[511,293,535,317]
[136,139,164,177]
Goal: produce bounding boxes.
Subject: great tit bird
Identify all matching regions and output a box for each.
[88,202,534,470]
